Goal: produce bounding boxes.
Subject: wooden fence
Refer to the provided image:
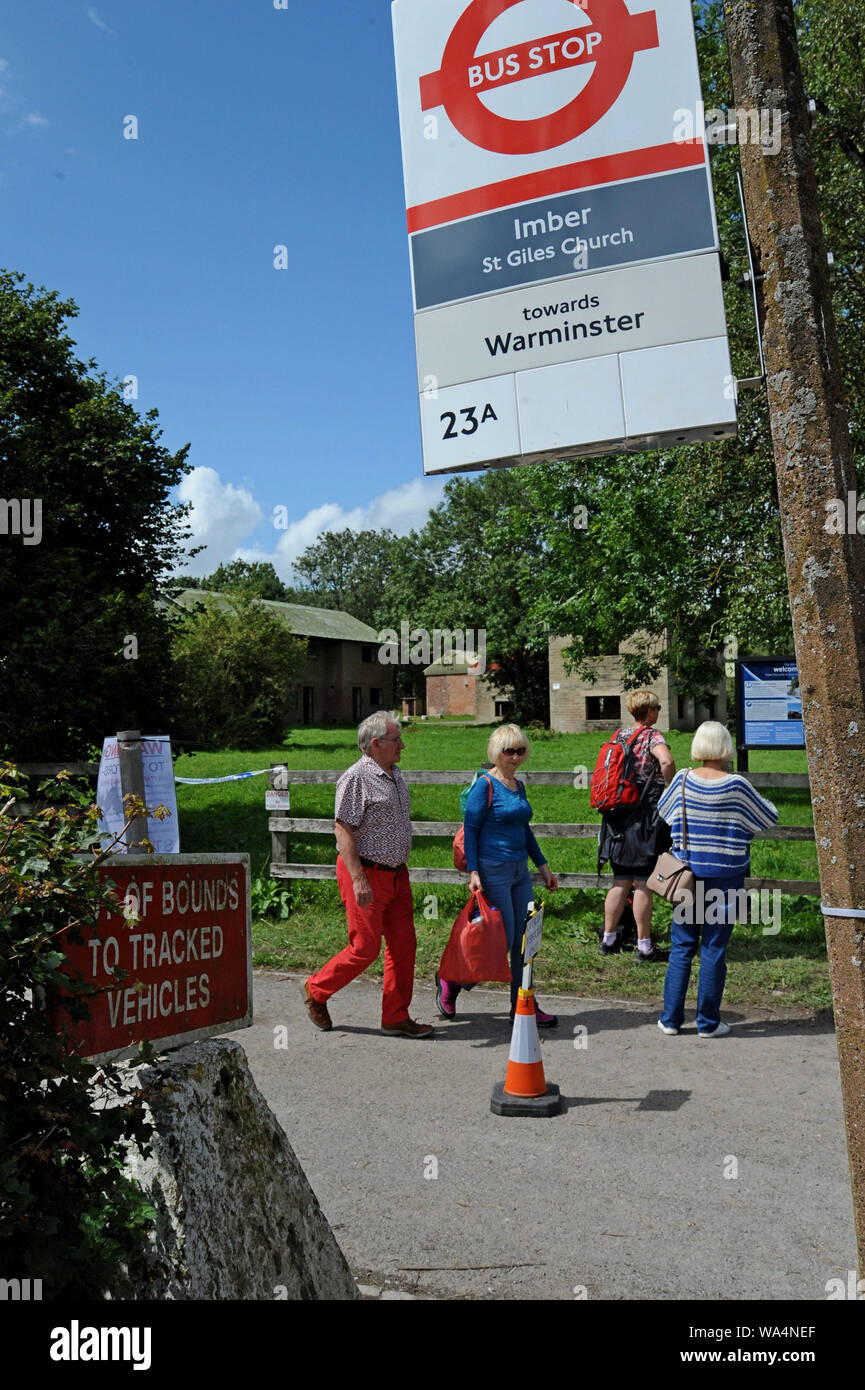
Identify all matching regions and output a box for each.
[8,762,100,818]
[268,768,819,896]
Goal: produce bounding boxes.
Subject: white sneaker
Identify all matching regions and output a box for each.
[657,1019,679,1035]
[698,1021,731,1038]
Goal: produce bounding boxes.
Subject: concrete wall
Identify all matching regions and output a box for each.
[548,635,726,734]
[289,639,395,726]
[123,1039,360,1300]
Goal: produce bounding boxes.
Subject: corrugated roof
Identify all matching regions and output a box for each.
[169,590,379,642]
[260,599,379,641]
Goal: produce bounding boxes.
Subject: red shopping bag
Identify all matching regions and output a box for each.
[438,891,511,985]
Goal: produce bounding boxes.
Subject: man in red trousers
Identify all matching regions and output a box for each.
[301,711,433,1038]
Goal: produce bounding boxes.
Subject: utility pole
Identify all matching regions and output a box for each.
[724,0,865,1271]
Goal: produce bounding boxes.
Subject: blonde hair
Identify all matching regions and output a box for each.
[691,720,733,761]
[626,690,661,722]
[487,723,531,762]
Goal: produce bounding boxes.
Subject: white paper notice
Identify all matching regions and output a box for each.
[96,736,180,854]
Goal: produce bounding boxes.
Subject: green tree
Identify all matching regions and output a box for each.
[197,559,288,601]
[293,528,401,626]
[0,271,191,760]
[378,473,550,723]
[171,592,306,748]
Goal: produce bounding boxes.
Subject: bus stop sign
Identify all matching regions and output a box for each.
[420,0,659,155]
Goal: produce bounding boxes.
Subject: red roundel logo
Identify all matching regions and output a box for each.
[420,0,659,156]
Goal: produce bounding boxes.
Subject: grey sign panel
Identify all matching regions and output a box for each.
[411,167,717,311]
[415,253,730,392]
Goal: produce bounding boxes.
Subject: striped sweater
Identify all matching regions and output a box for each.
[657,771,779,877]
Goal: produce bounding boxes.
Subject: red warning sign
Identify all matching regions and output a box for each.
[420,0,658,156]
[48,856,251,1060]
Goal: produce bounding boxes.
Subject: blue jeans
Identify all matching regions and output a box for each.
[476,858,535,1009]
[660,873,745,1033]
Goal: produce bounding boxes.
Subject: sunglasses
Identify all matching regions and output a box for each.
[503,747,527,756]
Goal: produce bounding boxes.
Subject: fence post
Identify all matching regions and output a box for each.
[268,764,291,912]
[117,729,148,851]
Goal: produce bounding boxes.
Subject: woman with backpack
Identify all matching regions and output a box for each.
[597,691,676,961]
[435,724,559,1024]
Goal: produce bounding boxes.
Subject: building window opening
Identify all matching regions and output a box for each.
[586,695,621,720]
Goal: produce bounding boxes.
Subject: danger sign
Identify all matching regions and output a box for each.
[49,854,251,1061]
[420,0,658,155]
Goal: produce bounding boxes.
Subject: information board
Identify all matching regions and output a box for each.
[736,658,804,750]
[392,0,737,473]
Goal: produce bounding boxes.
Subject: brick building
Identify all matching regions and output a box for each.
[424,658,513,721]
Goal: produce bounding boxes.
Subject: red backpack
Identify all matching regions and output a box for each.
[590,725,651,814]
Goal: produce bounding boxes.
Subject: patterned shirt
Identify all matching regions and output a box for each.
[334,755,412,867]
[658,771,778,877]
[619,725,668,791]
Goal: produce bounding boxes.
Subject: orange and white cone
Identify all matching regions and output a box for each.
[503,988,548,1098]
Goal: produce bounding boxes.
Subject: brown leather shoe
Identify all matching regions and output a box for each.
[301,979,332,1031]
[381,1018,434,1038]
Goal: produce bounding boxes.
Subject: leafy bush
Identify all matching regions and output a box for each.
[0,766,155,1298]
[250,873,293,922]
[171,591,306,749]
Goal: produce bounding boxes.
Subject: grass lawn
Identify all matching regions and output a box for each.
[173,724,830,1014]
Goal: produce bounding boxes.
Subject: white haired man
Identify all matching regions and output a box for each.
[301,712,433,1038]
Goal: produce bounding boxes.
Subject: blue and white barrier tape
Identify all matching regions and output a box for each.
[175,769,271,786]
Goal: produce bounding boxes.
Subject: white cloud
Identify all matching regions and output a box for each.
[0,62,49,136]
[176,468,446,580]
[270,477,447,574]
[362,476,447,534]
[176,467,263,573]
[86,7,116,34]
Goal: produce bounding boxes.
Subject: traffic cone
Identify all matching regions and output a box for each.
[491,987,561,1117]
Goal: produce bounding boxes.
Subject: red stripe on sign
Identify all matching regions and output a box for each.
[407,141,706,234]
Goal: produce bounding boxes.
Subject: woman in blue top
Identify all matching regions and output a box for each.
[437,724,559,1025]
[656,721,778,1038]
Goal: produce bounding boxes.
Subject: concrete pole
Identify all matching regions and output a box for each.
[117,729,148,852]
[724,0,865,1271]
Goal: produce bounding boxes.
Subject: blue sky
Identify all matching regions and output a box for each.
[1,1,447,578]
